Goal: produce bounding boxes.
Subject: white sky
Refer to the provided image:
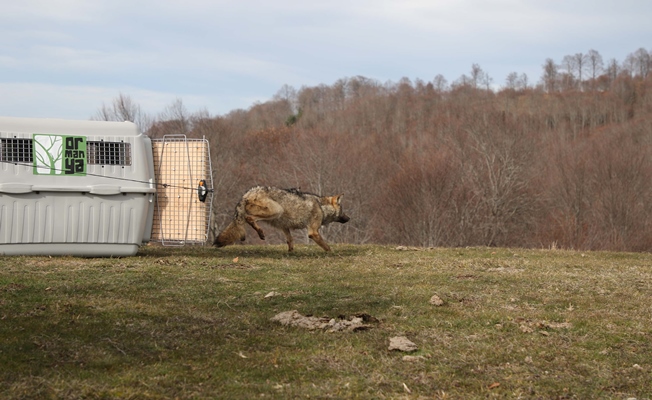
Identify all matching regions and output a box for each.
[1,0,650,120]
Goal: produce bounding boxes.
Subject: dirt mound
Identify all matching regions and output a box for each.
[271,310,378,332]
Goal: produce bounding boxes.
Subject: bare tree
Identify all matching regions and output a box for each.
[158,98,191,135]
[273,84,299,114]
[605,58,619,81]
[379,148,463,247]
[92,93,152,132]
[541,58,559,92]
[505,72,529,90]
[625,48,651,78]
[464,127,534,246]
[548,140,592,248]
[586,49,604,90]
[452,74,472,88]
[432,74,449,92]
[591,127,652,250]
[562,53,588,89]
[505,72,520,90]
[470,63,492,89]
[596,58,620,90]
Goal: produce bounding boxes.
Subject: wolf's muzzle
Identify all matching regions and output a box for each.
[339,215,350,223]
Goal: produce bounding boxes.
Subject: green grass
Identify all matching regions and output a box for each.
[1,244,651,399]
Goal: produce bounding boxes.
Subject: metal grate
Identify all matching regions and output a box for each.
[0,138,33,163]
[0,138,132,166]
[150,136,213,245]
[87,141,131,165]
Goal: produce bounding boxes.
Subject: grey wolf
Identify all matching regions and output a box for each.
[213,186,350,252]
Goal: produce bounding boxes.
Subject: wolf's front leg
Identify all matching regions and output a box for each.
[282,228,294,252]
[307,227,331,252]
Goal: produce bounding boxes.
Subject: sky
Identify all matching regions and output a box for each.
[1,0,651,121]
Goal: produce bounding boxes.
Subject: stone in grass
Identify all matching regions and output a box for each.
[402,355,426,362]
[429,294,445,306]
[388,336,418,352]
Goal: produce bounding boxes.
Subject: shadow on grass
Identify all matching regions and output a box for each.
[137,243,367,260]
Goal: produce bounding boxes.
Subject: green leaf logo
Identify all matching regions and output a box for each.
[33,134,86,176]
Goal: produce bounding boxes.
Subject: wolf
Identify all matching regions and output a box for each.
[213,186,350,252]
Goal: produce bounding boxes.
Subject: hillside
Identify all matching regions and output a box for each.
[99,48,652,251]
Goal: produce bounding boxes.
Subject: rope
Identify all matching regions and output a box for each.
[0,159,214,193]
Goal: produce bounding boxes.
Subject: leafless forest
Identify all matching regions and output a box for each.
[96,48,652,251]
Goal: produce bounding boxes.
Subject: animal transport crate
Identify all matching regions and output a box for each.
[0,116,213,256]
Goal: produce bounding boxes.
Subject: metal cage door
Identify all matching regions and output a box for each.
[151,135,213,246]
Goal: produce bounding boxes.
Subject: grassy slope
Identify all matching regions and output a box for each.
[1,244,651,399]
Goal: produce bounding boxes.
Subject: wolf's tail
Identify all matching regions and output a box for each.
[213,199,247,247]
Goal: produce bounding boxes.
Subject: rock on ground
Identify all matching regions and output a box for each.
[388,336,418,352]
[429,294,445,306]
[271,310,377,332]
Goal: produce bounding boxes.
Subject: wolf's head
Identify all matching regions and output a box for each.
[213,220,246,247]
[322,194,350,225]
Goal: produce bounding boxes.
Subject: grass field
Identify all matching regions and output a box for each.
[1,244,651,399]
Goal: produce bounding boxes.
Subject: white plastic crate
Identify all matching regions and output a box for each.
[0,117,156,256]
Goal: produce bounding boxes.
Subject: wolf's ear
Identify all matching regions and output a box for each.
[336,194,344,205]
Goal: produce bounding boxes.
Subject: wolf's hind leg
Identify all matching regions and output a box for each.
[245,216,266,240]
[244,200,283,241]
